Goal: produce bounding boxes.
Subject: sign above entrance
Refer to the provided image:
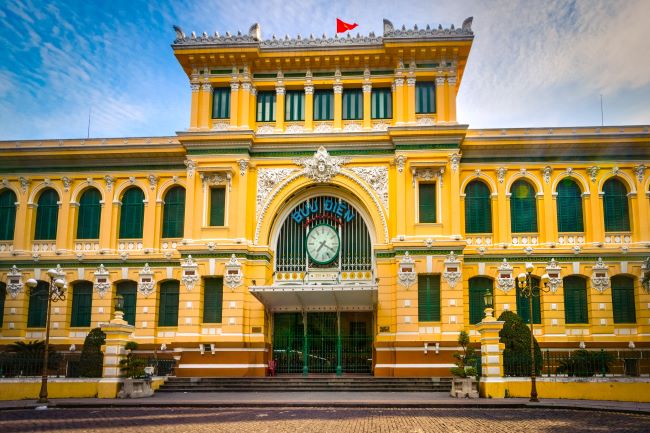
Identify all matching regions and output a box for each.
[291,197,356,224]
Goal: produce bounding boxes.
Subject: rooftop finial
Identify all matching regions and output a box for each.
[173,25,185,40]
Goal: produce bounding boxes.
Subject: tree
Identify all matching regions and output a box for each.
[498,310,542,376]
[450,330,478,377]
[78,328,106,378]
[3,340,62,376]
[119,341,146,378]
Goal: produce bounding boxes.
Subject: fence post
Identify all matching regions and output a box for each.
[600,349,606,377]
[98,311,135,398]
[476,317,505,398]
[545,349,550,377]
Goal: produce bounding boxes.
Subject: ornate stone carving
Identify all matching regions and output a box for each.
[342,122,362,132]
[542,166,552,184]
[412,167,444,187]
[397,252,416,289]
[634,164,646,183]
[19,177,29,193]
[587,166,600,182]
[184,160,196,178]
[395,155,407,173]
[286,124,305,134]
[371,122,389,131]
[304,85,314,95]
[61,177,72,192]
[449,153,461,172]
[238,159,249,176]
[591,257,610,293]
[128,176,136,185]
[93,264,111,298]
[349,166,389,208]
[148,174,159,190]
[212,122,229,131]
[256,124,275,134]
[383,18,473,37]
[545,258,562,293]
[496,167,507,183]
[200,172,232,191]
[224,254,243,290]
[138,263,155,297]
[104,175,115,191]
[442,251,462,289]
[416,116,435,126]
[6,265,23,298]
[256,168,296,219]
[612,166,621,176]
[295,146,348,183]
[181,255,200,291]
[362,83,372,93]
[495,258,515,293]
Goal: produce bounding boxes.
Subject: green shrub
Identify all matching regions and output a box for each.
[78,328,106,378]
[498,310,542,376]
[119,341,146,378]
[450,330,478,378]
[556,349,614,377]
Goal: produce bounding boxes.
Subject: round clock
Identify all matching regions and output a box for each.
[306,224,340,265]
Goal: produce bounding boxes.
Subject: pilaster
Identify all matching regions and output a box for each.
[394,77,405,125]
[447,76,457,123]
[435,76,447,123]
[304,84,314,131]
[229,81,240,128]
[238,82,251,129]
[199,82,212,129]
[406,77,416,124]
[333,84,343,130]
[189,83,200,129]
[362,83,372,129]
[275,85,285,132]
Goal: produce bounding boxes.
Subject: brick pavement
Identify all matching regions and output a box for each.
[1,407,650,433]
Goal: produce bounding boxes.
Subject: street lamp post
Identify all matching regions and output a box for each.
[515,263,550,403]
[25,267,67,405]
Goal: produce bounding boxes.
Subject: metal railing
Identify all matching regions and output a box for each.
[132,355,177,376]
[0,352,80,378]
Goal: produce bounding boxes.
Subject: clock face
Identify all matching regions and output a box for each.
[306,224,340,265]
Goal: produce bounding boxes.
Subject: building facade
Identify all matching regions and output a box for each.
[1,18,649,377]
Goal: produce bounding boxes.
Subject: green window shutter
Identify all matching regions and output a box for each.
[516,278,541,324]
[0,283,6,327]
[162,186,186,238]
[418,275,441,322]
[209,187,226,226]
[119,187,145,238]
[285,90,305,121]
[371,88,392,119]
[556,178,584,232]
[203,277,223,323]
[564,276,588,324]
[0,189,17,241]
[158,280,179,327]
[116,282,137,326]
[256,91,276,122]
[603,178,630,232]
[212,87,230,119]
[416,82,435,114]
[418,183,436,223]
[27,281,49,327]
[76,188,101,239]
[342,89,363,120]
[611,276,636,323]
[469,277,493,325]
[464,181,492,233]
[314,90,334,121]
[510,180,538,233]
[34,189,59,240]
[70,281,93,327]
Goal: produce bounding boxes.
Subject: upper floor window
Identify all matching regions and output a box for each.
[0,189,17,241]
[510,179,537,233]
[416,82,435,114]
[203,277,224,323]
[70,281,93,327]
[256,91,276,122]
[611,275,636,324]
[34,189,59,240]
[119,187,145,239]
[159,280,180,327]
[342,88,363,120]
[209,187,226,226]
[76,188,101,239]
[371,88,392,119]
[418,274,441,322]
[162,186,186,238]
[564,276,588,324]
[314,89,334,121]
[464,180,492,233]
[418,182,436,223]
[212,87,230,119]
[556,178,584,232]
[285,90,305,121]
[603,178,630,232]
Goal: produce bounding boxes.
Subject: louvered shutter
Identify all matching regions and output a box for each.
[314,90,334,121]
[564,276,588,324]
[603,178,630,231]
[510,180,538,233]
[465,181,492,233]
[611,276,636,323]
[418,275,441,322]
[212,87,230,119]
[0,189,17,241]
[203,277,224,323]
[343,89,363,120]
[556,178,584,232]
[416,82,435,114]
[419,183,436,223]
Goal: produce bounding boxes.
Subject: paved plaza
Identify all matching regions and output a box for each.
[1,407,649,433]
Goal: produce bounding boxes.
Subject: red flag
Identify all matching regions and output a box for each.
[336,18,358,33]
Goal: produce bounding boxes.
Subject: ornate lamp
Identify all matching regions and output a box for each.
[114,294,125,322]
[483,288,494,319]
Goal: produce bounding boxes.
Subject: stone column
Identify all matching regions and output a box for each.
[239,82,251,129]
[275,85,285,132]
[476,315,506,398]
[435,76,447,123]
[98,312,134,398]
[304,84,314,131]
[229,81,240,128]
[249,87,257,130]
[55,196,69,254]
[393,77,405,125]
[189,83,200,129]
[12,185,28,254]
[447,76,457,124]
[199,82,212,129]
[333,83,343,130]
[449,154,461,237]
[362,83,372,129]
[406,77,416,124]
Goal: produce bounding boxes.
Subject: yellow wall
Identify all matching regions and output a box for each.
[0,377,166,400]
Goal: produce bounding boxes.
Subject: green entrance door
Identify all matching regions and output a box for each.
[272,312,373,375]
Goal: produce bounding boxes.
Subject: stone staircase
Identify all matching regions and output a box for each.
[158,376,452,393]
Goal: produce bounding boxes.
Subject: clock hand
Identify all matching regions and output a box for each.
[316,240,327,252]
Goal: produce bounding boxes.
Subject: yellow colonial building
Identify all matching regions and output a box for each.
[1,18,649,377]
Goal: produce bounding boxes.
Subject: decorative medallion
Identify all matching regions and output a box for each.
[496,258,515,293]
[61,177,72,192]
[587,166,600,183]
[397,251,416,289]
[545,258,562,293]
[200,171,231,191]
[591,257,610,293]
[295,146,349,183]
[104,175,115,191]
[395,155,407,173]
[634,164,646,183]
[542,166,552,184]
[181,255,200,291]
[442,251,462,289]
[496,167,507,184]
[6,265,23,299]
[184,159,196,178]
[148,174,159,190]
[93,264,111,298]
[224,254,243,290]
[138,263,155,297]
[349,166,388,208]
[238,159,249,177]
[449,153,461,172]
[19,176,30,193]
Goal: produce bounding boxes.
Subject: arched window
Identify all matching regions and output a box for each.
[119,187,145,239]
[34,189,59,240]
[564,276,588,324]
[162,186,186,238]
[516,276,541,324]
[159,280,179,327]
[27,281,49,327]
[0,189,17,241]
[77,188,102,239]
[556,178,584,232]
[611,275,636,324]
[116,281,137,326]
[0,282,6,328]
[70,281,93,327]
[510,180,537,233]
[603,178,630,232]
[464,180,492,233]
[469,277,493,325]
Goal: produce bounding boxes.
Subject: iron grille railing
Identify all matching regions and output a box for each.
[0,352,80,378]
[132,355,177,376]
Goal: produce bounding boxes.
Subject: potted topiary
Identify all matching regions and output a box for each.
[117,341,153,398]
[450,330,479,398]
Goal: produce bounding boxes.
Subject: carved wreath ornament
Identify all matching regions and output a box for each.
[295,146,349,183]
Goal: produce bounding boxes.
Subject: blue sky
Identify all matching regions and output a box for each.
[1,0,649,140]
